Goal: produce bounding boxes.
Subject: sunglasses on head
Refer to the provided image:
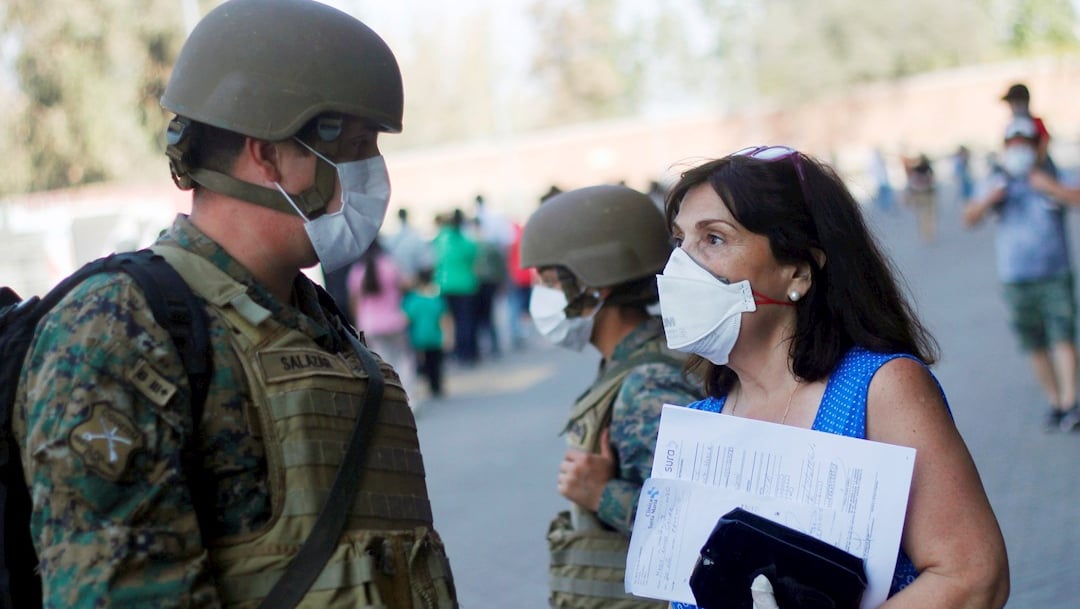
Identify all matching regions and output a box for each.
[731,145,808,192]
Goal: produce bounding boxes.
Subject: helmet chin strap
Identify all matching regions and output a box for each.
[166,115,338,219]
[187,164,335,218]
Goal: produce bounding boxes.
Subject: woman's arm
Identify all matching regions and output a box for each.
[867,358,1009,609]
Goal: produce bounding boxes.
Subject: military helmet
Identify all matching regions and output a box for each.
[521,184,672,287]
[161,0,403,139]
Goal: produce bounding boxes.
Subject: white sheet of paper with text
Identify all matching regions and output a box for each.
[625,404,916,609]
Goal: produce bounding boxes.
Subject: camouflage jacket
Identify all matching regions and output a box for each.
[592,318,704,534]
[13,215,345,608]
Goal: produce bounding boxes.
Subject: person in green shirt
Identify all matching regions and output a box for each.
[403,267,448,398]
[433,209,480,364]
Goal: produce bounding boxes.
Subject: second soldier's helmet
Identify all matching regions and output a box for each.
[520,184,671,288]
[161,0,403,140]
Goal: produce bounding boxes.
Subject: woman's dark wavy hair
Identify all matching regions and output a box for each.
[664,152,939,397]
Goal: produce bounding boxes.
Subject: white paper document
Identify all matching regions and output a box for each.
[625,404,916,609]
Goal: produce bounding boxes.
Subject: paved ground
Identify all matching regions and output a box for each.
[413,184,1079,608]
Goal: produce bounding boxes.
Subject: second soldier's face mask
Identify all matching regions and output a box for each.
[529,284,602,352]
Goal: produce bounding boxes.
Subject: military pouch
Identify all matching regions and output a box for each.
[689,508,867,609]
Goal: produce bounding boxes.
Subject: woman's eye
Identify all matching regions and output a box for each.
[671,236,684,248]
[707,234,723,245]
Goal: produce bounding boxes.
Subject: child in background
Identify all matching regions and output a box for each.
[403,267,447,400]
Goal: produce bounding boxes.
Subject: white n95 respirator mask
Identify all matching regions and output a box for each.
[656,248,757,365]
[529,284,601,352]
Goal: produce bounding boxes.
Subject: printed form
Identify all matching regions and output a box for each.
[625,404,916,609]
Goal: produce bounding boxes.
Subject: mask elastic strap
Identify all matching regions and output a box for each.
[753,291,795,307]
[273,182,311,222]
[294,137,338,168]
[566,288,603,318]
[584,293,605,320]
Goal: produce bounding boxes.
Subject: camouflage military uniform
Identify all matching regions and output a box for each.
[14,215,453,608]
[593,318,703,532]
[548,317,704,608]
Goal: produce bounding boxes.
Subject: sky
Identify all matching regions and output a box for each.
[328,0,537,57]
[313,0,541,105]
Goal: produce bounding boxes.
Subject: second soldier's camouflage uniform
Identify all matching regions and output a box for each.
[547,316,704,608]
[15,216,455,608]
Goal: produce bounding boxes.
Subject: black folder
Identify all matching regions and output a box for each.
[689,508,867,609]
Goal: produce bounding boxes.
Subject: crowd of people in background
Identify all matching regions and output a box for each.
[326,191,549,404]
[861,81,1080,433]
[963,82,1080,433]
[864,82,1057,249]
[833,82,1080,434]
[325,79,1080,434]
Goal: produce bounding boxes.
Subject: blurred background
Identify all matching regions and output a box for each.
[2,0,1080,295]
[3,4,1080,605]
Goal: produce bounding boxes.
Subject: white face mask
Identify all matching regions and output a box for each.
[276,140,392,273]
[529,284,601,351]
[1001,145,1037,178]
[656,248,757,365]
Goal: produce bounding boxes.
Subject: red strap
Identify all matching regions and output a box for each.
[753,291,795,307]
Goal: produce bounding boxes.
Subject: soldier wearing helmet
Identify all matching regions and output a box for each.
[521,184,704,609]
[13,1,457,607]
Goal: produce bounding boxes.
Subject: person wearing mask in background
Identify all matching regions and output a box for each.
[662,146,1008,608]
[1001,82,1054,170]
[348,238,415,397]
[964,118,1080,432]
[520,185,705,609]
[13,1,457,606]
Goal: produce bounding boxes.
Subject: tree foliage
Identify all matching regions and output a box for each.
[383,13,500,149]
[1002,0,1078,52]
[1,0,187,195]
[744,0,1001,102]
[696,0,1077,104]
[527,0,644,126]
[0,0,1077,196]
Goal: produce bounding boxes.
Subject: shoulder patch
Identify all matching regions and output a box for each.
[126,358,178,406]
[69,402,146,481]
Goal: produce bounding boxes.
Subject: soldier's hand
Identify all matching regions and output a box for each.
[557,428,616,511]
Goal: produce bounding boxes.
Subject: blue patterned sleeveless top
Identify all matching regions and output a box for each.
[671,347,932,609]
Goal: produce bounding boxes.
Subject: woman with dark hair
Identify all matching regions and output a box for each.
[659,147,1008,609]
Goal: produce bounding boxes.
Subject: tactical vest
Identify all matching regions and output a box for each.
[153,246,456,609]
[548,335,684,609]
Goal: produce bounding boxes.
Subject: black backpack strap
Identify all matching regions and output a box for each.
[257,283,384,609]
[4,250,211,414]
[110,251,212,417]
[0,250,212,609]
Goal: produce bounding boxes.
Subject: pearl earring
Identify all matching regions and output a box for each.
[788,291,802,302]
